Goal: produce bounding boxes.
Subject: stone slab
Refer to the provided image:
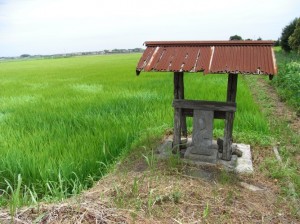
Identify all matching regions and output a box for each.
[234,143,253,173]
[156,137,254,174]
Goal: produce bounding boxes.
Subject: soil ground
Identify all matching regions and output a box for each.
[0,146,297,224]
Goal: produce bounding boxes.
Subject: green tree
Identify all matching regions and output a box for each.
[229,35,243,40]
[288,18,300,53]
[280,18,298,52]
[274,38,280,46]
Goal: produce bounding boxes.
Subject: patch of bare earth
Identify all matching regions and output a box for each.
[1,143,298,223]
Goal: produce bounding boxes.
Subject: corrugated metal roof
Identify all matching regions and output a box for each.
[136,41,277,75]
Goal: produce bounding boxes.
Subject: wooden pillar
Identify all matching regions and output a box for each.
[173,72,186,153]
[222,73,238,161]
[226,73,238,102]
[178,73,187,138]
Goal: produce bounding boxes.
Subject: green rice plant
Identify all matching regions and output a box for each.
[0,54,271,205]
[4,174,22,218]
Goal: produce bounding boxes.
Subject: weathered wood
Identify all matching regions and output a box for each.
[182,109,227,120]
[222,112,234,160]
[173,99,236,112]
[222,73,238,161]
[173,72,180,99]
[226,73,238,102]
[177,72,184,99]
[178,73,187,137]
[173,108,181,153]
[173,72,185,152]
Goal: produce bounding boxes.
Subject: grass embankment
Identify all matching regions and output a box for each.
[244,75,300,209]
[240,47,300,217]
[273,48,300,114]
[0,54,270,207]
[271,48,299,199]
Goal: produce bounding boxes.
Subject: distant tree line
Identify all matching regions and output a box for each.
[229,35,262,41]
[16,48,144,59]
[107,48,143,54]
[20,54,31,58]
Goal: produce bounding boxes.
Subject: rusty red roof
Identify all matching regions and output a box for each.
[136,41,277,75]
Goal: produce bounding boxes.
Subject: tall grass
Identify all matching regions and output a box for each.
[0,54,270,204]
[273,49,300,113]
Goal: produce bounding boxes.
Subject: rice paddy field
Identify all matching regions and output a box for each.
[0,54,271,205]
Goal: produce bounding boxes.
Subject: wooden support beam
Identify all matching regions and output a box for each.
[222,73,238,161]
[173,99,236,112]
[182,109,227,120]
[173,72,186,153]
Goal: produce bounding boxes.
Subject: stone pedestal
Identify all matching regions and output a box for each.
[185,146,218,163]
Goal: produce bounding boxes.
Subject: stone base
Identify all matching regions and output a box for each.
[217,154,238,171]
[184,146,218,164]
[156,137,253,174]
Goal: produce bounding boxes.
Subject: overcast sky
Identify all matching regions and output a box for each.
[0,0,299,57]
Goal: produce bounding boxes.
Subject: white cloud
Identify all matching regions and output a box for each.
[0,0,299,56]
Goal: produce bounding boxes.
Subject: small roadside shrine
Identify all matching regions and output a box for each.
[136,41,277,162]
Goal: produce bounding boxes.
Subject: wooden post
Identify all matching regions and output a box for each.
[226,73,238,102]
[222,73,238,161]
[173,72,185,153]
[178,73,187,138]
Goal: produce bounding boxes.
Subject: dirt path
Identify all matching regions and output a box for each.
[255,77,300,135]
[247,76,300,167]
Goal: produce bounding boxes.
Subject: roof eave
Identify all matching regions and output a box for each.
[144,40,275,47]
